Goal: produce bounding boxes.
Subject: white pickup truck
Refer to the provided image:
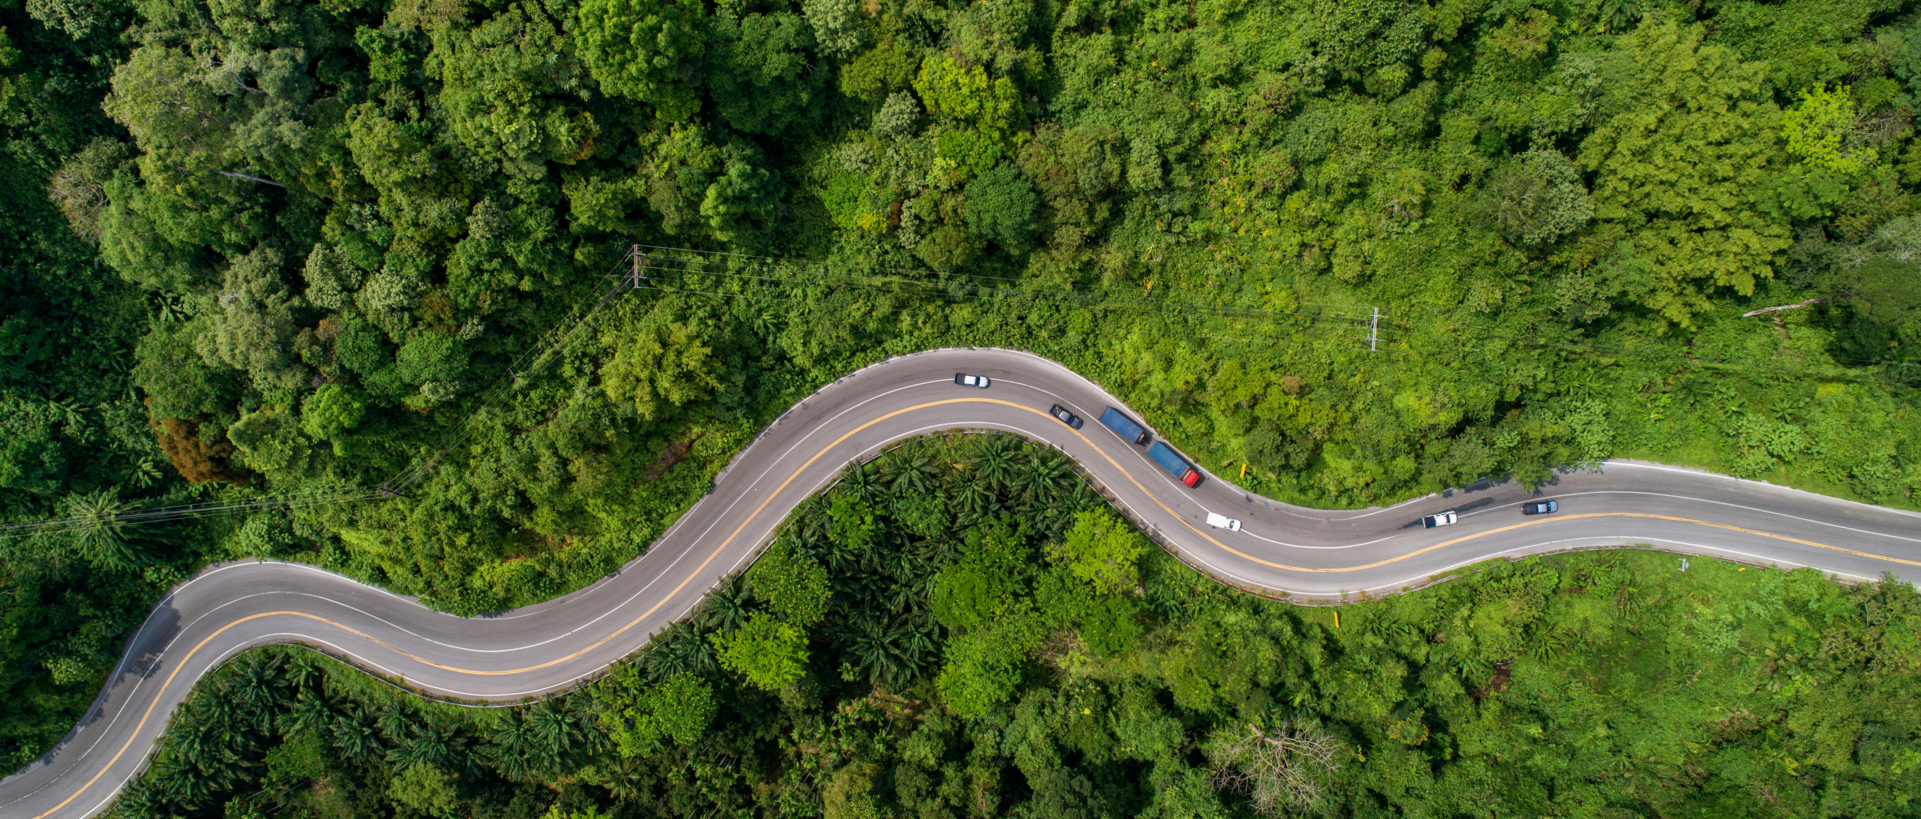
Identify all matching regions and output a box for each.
[1205,512,1241,532]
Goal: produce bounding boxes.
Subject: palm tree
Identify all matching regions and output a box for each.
[486,711,538,780]
[528,700,587,768]
[881,561,922,613]
[156,755,218,808]
[887,448,940,496]
[838,567,890,613]
[644,621,717,681]
[283,650,323,692]
[840,613,940,689]
[392,722,468,770]
[331,704,384,765]
[1015,450,1070,511]
[1598,0,1639,32]
[912,535,957,568]
[850,618,920,689]
[969,439,1017,493]
[1038,480,1098,536]
[109,778,170,819]
[596,753,654,801]
[168,697,255,798]
[280,690,333,739]
[225,652,286,733]
[785,501,838,564]
[376,700,417,744]
[891,612,940,684]
[951,477,996,526]
[696,575,752,633]
[59,488,149,572]
[842,459,882,504]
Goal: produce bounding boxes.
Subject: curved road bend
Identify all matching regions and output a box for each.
[8,348,1921,818]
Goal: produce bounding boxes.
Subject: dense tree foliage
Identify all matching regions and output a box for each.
[6,0,1921,795]
[109,438,1921,818]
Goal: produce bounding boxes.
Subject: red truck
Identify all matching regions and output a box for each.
[1147,441,1201,488]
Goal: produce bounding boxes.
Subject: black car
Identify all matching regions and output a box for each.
[1049,403,1083,429]
[1522,500,1559,515]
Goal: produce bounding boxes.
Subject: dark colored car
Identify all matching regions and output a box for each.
[1049,404,1083,429]
[1522,500,1559,516]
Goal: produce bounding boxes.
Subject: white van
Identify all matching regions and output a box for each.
[1205,512,1241,532]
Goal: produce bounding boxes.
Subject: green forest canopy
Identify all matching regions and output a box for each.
[3,0,1921,808]
[104,436,1921,818]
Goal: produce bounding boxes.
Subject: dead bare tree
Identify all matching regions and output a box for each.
[1206,719,1344,815]
[1741,295,1851,318]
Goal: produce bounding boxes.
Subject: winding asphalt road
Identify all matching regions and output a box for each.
[7,347,1921,818]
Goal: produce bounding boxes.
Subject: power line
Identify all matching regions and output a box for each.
[632,277,1388,352]
[382,264,636,494]
[1437,316,1920,391]
[0,487,385,540]
[634,247,1388,328]
[634,243,1383,317]
[638,251,1398,355]
[0,242,1400,539]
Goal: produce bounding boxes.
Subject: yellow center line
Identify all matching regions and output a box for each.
[1048,412,1918,572]
[1207,512,1921,572]
[39,397,1916,818]
[42,398,1003,817]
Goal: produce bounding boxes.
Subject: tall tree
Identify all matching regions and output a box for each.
[1576,21,1793,325]
[711,612,809,691]
[195,245,308,393]
[577,0,705,120]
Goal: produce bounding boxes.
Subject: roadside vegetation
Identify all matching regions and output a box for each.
[111,436,1921,818]
[4,0,1921,796]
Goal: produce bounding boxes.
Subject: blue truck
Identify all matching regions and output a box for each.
[1147,441,1201,487]
[1098,407,1148,445]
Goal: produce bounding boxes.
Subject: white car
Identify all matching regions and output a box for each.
[954,373,990,388]
[1422,511,1458,529]
[1205,512,1241,532]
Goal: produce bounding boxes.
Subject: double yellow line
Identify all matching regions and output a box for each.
[35,398,1911,818]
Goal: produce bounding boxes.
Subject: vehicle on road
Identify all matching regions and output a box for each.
[954,373,990,388]
[1522,500,1558,515]
[1205,512,1241,531]
[1148,441,1202,487]
[1098,406,1148,444]
[1049,404,1083,429]
[1422,511,1458,528]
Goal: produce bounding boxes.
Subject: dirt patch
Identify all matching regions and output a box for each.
[1471,660,1513,699]
[643,431,703,482]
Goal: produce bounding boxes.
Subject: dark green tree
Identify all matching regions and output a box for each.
[964,161,1038,249]
[195,245,308,393]
[577,0,705,120]
[705,11,821,135]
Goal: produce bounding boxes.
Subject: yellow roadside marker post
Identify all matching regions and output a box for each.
[1240,462,1247,479]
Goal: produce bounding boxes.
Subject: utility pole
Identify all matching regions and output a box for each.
[627,246,648,290]
[1368,307,1380,352]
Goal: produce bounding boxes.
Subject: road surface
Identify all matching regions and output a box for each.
[6,348,1920,818]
